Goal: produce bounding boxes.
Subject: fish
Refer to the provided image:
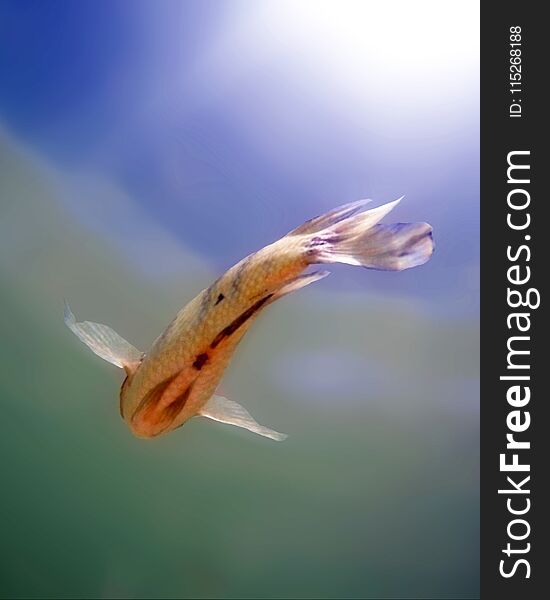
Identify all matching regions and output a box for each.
[65,197,434,441]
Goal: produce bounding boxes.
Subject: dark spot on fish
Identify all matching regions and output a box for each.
[215,293,225,305]
[307,235,340,259]
[210,294,273,349]
[399,251,409,257]
[309,236,326,247]
[192,352,209,370]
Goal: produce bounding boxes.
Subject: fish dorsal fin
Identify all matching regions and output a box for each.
[64,301,143,373]
[286,198,371,236]
[199,395,287,442]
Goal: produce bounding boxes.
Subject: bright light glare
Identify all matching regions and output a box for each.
[249,0,478,108]
[194,0,479,126]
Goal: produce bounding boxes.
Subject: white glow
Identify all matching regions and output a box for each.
[248,1,478,109]
[191,0,479,123]
[254,1,478,73]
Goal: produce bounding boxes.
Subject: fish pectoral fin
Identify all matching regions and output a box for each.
[199,395,288,442]
[64,300,143,372]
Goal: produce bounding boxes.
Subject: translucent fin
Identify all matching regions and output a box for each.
[64,301,143,371]
[271,270,330,301]
[199,395,288,442]
[317,221,434,271]
[329,197,402,237]
[286,198,371,236]
[305,197,434,271]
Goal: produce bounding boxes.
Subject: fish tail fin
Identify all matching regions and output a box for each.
[64,301,143,373]
[304,197,434,271]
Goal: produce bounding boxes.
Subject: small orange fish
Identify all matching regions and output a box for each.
[65,198,433,441]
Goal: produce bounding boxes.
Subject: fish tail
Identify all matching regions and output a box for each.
[303,197,434,271]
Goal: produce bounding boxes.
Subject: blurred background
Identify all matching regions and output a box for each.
[0,1,479,598]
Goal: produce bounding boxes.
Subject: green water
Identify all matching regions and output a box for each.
[0,134,479,598]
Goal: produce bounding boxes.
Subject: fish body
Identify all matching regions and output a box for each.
[65,198,434,441]
[124,236,307,437]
